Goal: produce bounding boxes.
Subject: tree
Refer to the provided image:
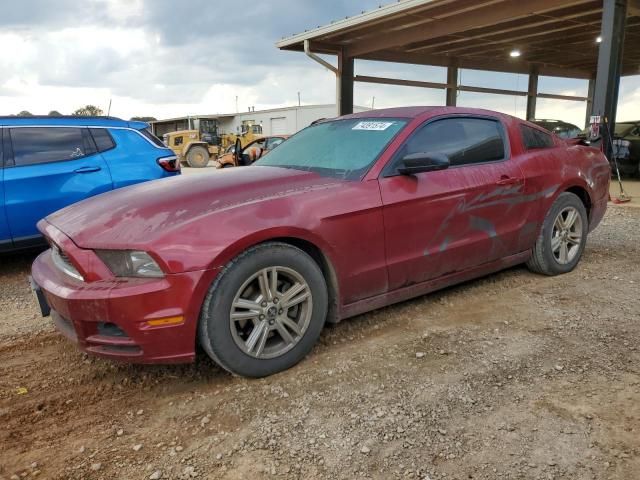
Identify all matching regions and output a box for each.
[130,116,157,122]
[48,110,63,116]
[72,105,103,116]
[17,110,33,117]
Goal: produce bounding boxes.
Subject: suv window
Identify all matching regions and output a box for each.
[10,127,90,166]
[90,128,116,152]
[399,117,506,168]
[521,125,555,149]
[139,127,166,147]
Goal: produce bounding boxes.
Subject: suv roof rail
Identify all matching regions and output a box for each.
[0,115,125,120]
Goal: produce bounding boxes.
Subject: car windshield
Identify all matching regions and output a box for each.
[254,118,407,179]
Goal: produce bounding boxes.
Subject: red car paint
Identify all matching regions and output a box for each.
[31,107,610,364]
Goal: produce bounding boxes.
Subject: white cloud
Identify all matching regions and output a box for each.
[0,0,637,126]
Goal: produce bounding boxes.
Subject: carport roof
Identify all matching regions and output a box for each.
[277,0,640,79]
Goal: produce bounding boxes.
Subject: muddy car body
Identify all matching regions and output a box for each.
[31,107,610,377]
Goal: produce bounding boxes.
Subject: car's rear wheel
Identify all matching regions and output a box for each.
[186,146,210,168]
[198,242,328,377]
[526,192,588,276]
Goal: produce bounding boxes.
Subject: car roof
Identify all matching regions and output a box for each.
[0,116,145,129]
[340,106,516,121]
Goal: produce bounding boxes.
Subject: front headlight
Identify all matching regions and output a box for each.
[95,250,164,278]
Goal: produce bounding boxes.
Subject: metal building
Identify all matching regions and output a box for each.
[150,104,370,138]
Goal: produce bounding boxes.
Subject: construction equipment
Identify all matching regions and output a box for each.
[163,118,222,168]
[163,118,264,168]
[223,121,264,151]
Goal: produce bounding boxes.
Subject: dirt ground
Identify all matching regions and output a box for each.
[1,205,639,480]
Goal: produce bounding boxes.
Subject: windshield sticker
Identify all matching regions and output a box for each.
[352,121,395,131]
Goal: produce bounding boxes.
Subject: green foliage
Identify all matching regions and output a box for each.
[72,105,103,116]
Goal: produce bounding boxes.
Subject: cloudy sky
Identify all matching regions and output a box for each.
[1,0,638,127]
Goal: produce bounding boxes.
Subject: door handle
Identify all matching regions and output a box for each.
[74,166,101,173]
[496,176,522,186]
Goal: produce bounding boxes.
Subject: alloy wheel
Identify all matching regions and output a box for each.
[551,206,583,264]
[229,266,313,359]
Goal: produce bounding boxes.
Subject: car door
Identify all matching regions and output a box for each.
[242,138,267,163]
[378,115,530,290]
[3,126,113,246]
[0,127,12,252]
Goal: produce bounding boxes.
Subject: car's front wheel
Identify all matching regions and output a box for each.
[198,242,328,377]
[526,192,588,276]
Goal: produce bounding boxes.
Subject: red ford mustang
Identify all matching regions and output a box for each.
[31,107,610,377]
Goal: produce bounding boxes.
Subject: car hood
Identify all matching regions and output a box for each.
[45,166,344,249]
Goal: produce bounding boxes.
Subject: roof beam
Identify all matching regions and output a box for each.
[362,50,594,79]
[354,74,587,101]
[406,7,603,53]
[346,0,592,57]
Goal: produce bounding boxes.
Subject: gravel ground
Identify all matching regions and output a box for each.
[1,206,639,480]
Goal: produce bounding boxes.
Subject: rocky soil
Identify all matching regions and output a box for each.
[1,206,639,480]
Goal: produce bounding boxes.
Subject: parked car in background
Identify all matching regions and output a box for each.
[532,119,582,139]
[0,116,179,252]
[214,135,288,168]
[31,107,610,377]
[611,120,640,177]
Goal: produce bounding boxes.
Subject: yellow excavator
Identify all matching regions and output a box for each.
[163,118,264,168]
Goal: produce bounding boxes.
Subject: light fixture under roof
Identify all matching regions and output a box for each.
[596,36,602,43]
[510,49,521,58]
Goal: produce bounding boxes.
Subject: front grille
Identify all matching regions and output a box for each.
[51,245,84,281]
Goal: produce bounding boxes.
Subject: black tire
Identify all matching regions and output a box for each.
[526,192,588,276]
[186,146,210,168]
[198,242,328,377]
[222,163,233,168]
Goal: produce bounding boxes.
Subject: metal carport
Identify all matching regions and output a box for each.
[277,0,639,157]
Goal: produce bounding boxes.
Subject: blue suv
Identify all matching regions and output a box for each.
[0,116,179,252]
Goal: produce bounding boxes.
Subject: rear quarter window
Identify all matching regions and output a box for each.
[89,128,116,152]
[138,128,166,148]
[521,125,555,150]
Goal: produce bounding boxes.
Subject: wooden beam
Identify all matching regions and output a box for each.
[446,60,459,106]
[361,50,594,79]
[354,75,448,90]
[629,0,640,16]
[527,65,539,120]
[417,21,602,57]
[406,8,603,53]
[347,0,592,57]
[536,92,588,101]
[354,73,588,102]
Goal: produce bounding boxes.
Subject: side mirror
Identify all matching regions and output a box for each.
[397,152,449,175]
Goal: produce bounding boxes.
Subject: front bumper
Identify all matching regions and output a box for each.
[31,231,217,364]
